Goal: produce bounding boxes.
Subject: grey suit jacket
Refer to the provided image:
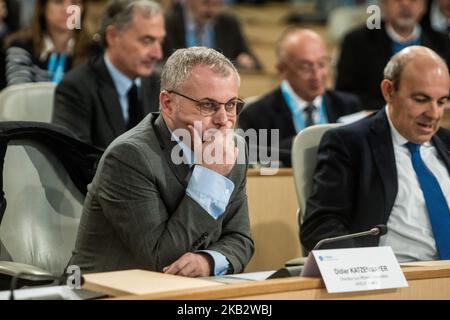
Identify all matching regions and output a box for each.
[68,113,254,275]
[52,55,160,149]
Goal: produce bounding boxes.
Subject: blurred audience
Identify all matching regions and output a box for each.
[238,28,361,167]
[52,0,164,149]
[4,0,94,86]
[421,0,450,39]
[336,0,450,110]
[0,0,20,39]
[163,0,261,70]
[0,0,21,89]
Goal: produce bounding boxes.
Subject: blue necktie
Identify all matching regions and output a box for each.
[406,142,450,259]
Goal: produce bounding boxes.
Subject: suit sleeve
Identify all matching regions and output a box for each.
[300,129,357,251]
[52,76,92,144]
[96,141,254,274]
[204,163,254,274]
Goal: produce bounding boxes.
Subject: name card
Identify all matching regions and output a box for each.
[301,246,408,293]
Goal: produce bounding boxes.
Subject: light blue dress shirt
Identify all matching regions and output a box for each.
[280,80,328,133]
[184,10,215,48]
[104,54,141,123]
[172,132,234,275]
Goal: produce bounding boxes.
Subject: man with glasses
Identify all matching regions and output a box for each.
[66,46,254,277]
[52,0,164,149]
[237,27,361,167]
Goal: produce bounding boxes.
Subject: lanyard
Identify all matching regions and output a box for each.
[47,53,67,84]
[280,81,328,133]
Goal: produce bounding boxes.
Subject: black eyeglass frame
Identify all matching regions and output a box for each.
[167,90,245,116]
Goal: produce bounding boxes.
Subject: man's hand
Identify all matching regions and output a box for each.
[163,252,212,277]
[188,124,238,177]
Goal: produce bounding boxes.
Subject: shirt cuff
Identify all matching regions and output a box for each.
[198,250,229,276]
[186,165,235,219]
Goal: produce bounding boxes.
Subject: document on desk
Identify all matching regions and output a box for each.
[205,271,276,284]
[83,269,224,297]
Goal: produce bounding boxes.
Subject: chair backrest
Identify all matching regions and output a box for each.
[0,140,84,277]
[0,82,56,122]
[292,124,342,223]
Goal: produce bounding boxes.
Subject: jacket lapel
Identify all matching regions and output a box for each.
[368,109,398,223]
[92,56,126,136]
[153,114,191,187]
[323,91,338,122]
[273,87,296,136]
[432,131,450,174]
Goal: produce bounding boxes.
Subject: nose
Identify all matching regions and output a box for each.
[212,105,229,126]
[150,41,163,61]
[426,101,441,120]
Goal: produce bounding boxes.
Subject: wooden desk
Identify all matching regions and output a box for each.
[245,169,302,273]
[112,263,450,300]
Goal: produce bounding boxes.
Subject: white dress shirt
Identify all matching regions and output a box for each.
[379,106,450,262]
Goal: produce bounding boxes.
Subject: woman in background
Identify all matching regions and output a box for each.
[4,0,93,86]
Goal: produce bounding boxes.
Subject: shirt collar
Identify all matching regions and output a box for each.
[39,35,75,61]
[385,23,421,44]
[104,53,141,97]
[281,80,323,111]
[386,104,432,147]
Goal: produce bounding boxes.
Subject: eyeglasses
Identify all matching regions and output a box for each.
[168,90,244,116]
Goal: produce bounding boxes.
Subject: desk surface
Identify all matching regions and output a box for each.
[110,262,450,300]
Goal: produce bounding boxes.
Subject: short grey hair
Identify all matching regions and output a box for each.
[383,46,448,90]
[161,47,240,92]
[99,0,162,48]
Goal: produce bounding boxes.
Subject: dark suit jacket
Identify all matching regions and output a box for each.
[163,4,261,69]
[52,55,160,149]
[336,22,450,110]
[300,109,450,251]
[68,113,254,274]
[237,87,361,167]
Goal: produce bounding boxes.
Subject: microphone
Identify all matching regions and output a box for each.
[313,224,388,250]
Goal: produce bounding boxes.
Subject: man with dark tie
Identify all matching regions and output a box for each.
[301,46,450,262]
[237,27,361,167]
[52,0,165,148]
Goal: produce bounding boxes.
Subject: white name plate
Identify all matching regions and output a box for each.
[301,246,408,293]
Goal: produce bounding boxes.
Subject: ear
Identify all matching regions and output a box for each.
[105,25,118,48]
[159,90,174,116]
[276,61,286,75]
[380,79,394,104]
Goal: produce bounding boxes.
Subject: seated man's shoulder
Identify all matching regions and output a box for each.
[325,111,376,142]
[437,127,450,144]
[342,23,384,45]
[58,56,104,92]
[242,89,279,113]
